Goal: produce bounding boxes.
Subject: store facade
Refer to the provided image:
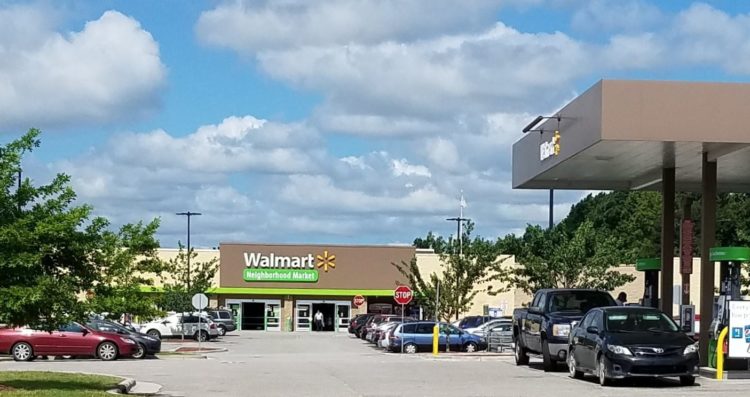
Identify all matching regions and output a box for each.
[213,243,417,332]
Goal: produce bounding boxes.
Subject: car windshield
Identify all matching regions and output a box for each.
[605,310,679,333]
[546,291,615,313]
[92,321,130,334]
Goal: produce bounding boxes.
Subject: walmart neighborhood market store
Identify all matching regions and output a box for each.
[211,243,418,332]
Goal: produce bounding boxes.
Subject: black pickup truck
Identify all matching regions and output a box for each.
[513,289,616,371]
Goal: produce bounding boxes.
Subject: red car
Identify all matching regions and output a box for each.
[0,322,137,361]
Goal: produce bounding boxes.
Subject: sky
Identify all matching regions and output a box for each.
[2,0,750,248]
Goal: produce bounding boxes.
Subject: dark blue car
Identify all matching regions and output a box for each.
[389,321,486,353]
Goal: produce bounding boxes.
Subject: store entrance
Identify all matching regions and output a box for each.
[311,303,335,331]
[241,302,265,330]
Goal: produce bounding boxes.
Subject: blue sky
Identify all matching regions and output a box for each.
[2,0,750,247]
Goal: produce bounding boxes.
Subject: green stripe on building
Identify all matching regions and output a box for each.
[138,286,395,296]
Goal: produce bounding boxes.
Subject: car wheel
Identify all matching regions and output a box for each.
[132,343,146,359]
[464,342,478,353]
[542,340,555,372]
[12,342,33,362]
[98,342,119,361]
[195,330,209,342]
[404,343,418,354]
[598,355,611,386]
[680,376,696,386]
[146,329,161,339]
[514,341,529,365]
[218,325,227,336]
[568,348,584,379]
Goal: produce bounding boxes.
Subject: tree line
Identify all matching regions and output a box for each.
[403,190,750,321]
[0,130,217,330]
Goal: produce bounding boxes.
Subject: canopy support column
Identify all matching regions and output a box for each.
[699,153,717,366]
[660,167,675,316]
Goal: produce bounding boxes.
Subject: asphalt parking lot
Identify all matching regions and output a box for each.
[2,332,750,396]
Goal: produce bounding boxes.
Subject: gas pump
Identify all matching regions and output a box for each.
[636,258,660,308]
[708,247,750,371]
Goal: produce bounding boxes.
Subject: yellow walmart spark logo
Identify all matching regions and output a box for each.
[316,250,336,272]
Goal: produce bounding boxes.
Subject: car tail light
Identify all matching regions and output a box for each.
[210,323,216,329]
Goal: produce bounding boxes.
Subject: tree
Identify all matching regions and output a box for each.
[157,244,218,314]
[0,129,162,330]
[413,231,449,253]
[87,220,165,322]
[496,221,635,294]
[398,223,507,321]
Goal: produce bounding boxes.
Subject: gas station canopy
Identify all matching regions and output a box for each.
[511,79,750,367]
[512,80,750,192]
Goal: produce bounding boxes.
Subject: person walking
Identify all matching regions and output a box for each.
[616,292,627,306]
[314,310,324,331]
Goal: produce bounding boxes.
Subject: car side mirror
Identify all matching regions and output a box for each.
[528,306,542,315]
[586,326,599,334]
[571,321,579,329]
[82,329,89,336]
[162,320,169,325]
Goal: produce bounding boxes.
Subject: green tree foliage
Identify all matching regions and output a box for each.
[87,220,165,321]
[413,231,449,253]
[495,221,635,294]
[157,244,218,313]
[560,191,662,261]
[0,129,163,330]
[398,222,508,321]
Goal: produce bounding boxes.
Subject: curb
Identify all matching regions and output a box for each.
[117,378,136,394]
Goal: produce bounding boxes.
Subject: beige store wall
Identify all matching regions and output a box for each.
[154,248,221,307]
[415,252,727,319]
[415,251,521,317]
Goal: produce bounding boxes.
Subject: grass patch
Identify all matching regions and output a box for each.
[0,371,121,396]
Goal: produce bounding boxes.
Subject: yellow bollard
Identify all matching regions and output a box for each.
[717,327,729,380]
[433,324,439,356]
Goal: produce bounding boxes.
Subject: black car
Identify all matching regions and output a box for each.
[349,314,374,336]
[567,307,699,386]
[87,319,161,359]
[457,315,494,330]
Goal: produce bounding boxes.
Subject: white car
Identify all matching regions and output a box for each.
[467,319,512,336]
[378,323,400,349]
[140,313,219,341]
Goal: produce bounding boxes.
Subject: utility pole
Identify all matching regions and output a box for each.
[446,192,469,321]
[549,189,554,229]
[176,211,202,292]
[680,196,694,307]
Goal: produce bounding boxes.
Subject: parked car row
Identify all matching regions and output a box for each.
[0,308,237,362]
[349,313,488,354]
[513,288,700,387]
[0,322,140,361]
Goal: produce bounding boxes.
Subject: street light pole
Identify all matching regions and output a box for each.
[176,211,202,292]
[447,191,470,322]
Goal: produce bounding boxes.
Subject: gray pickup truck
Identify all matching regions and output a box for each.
[513,289,616,371]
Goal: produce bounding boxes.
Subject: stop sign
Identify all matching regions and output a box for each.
[393,285,413,305]
[353,295,365,307]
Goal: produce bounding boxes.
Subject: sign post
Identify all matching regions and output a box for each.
[394,286,413,354]
[192,293,209,352]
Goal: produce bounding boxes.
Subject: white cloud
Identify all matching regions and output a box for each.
[425,137,461,172]
[0,7,166,130]
[392,158,431,178]
[110,116,322,174]
[671,3,750,74]
[279,174,453,215]
[257,24,588,120]
[196,0,504,51]
[571,0,662,33]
